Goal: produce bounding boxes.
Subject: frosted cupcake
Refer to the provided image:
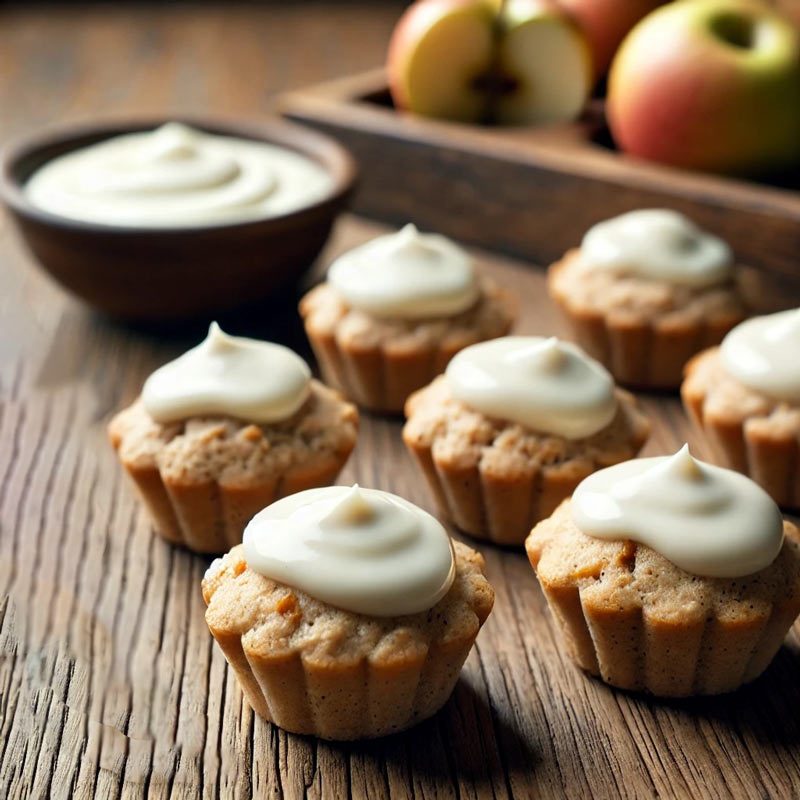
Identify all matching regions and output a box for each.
[682,308,800,509]
[403,336,650,545]
[547,209,748,389]
[526,446,800,696]
[109,323,358,553]
[299,224,515,412]
[202,485,494,739]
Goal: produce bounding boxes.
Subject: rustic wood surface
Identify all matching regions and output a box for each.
[1,4,799,799]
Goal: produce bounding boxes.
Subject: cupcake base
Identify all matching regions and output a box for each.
[403,377,651,546]
[526,501,800,696]
[547,250,747,390]
[109,381,358,553]
[202,541,494,739]
[299,281,515,413]
[682,347,800,510]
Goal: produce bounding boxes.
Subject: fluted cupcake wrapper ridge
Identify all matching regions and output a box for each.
[305,327,465,414]
[404,437,594,546]
[535,577,800,696]
[207,622,477,739]
[118,456,350,553]
[551,292,742,391]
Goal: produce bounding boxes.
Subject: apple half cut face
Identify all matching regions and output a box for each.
[388,2,496,123]
[495,2,593,125]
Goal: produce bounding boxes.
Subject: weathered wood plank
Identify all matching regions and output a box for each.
[1,4,799,800]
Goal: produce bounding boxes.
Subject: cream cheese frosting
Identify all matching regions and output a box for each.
[327,224,480,318]
[445,336,617,439]
[720,308,800,403]
[142,322,310,423]
[25,122,332,227]
[571,445,784,578]
[580,209,733,287]
[240,485,456,616]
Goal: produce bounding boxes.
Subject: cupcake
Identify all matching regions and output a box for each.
[526,445,800,696]
[109,323,358,553]
[682,308,800,509]
[299,223,515,413]
[202,484,494,739]
[403,336,651,545]
[547,209,749,389]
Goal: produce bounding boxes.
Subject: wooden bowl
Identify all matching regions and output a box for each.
[0,116,357,321]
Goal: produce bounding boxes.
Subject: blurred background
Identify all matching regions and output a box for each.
[0,1,406,141]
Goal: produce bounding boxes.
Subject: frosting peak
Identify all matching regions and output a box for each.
[580,209,733,287]
[319,484,376,528]
[327,224,480,318]
[509,336,567,372]
[242,486,456,616]
[720,308,800,402]
[382,223,440,262]
[657,443,704,482]
[142,322,310,424]
[571,446,784,577]
[445,336,617,439]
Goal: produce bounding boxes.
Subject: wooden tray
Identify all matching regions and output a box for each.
[282,69,800,281]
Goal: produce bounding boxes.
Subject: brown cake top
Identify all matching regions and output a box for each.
[299,279,515,352]
[527,500,800,625]
[548,249,747,325]
[403,375,650,475]
[108,379,358,488]
[202,539,494,666]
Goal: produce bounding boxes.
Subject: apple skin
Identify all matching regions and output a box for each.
[387,0,496,122]
[556,0,667,78]
[607,0,800,174]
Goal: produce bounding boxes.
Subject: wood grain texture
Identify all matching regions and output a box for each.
[1,4,799,800]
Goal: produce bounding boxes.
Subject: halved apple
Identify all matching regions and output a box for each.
[387,0,592,126]
[495,0,593,124]
[387,0,497,122]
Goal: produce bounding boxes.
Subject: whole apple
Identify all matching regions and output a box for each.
[607,0,800,174]
[556,0,667,78]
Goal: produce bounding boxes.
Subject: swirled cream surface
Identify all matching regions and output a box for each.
[327,224,480,318]
[445,336,617,439]
[24,122,332,227]
[580,209,733,287]
[572,445,784,578]
[720,308,800,403]
[142,322,310,423]
[242,485,456,616]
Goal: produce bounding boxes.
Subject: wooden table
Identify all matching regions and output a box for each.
[1,4,799,799]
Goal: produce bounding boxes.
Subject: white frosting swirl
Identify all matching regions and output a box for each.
[24,122,332,227]
[327,224,480,318]
[142,322,310,423]
[572,445,784,578]
[445,336,617,439]
[720,308,800,403]
[580,209,733,287]
[242,485,456,616]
